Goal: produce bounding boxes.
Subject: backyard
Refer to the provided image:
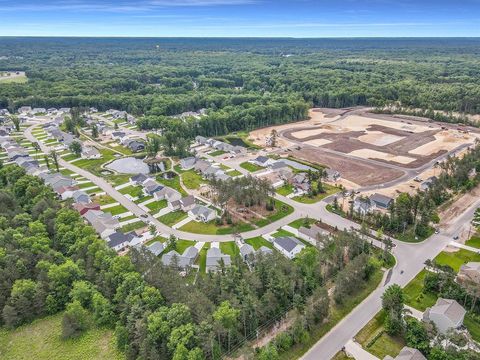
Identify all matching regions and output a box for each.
[240,161,264,173]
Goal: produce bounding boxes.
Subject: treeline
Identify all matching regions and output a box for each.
[373,106,479,127]
[337,144,480,240]
[0,163,390,359]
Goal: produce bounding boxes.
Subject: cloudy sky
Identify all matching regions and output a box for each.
[0,0,479,37]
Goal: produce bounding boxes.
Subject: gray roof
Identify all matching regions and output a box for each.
[298,224,327,240]
[180,157,197,168]
[270,161,288,170]
[428,298,466,324]
[146,241,164,256]
[190,205,216,218]
[274,236,303,252]
[395,347,426,360]
[131,173,149,184]
[206,247,231,268]
[182,246,199,259]
[180,195,195,208]
[254,156,269,164]
[107,231,135,248]
[239,243,255,258]
[369,193,393,208]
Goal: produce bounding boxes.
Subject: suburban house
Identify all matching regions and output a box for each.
[180,156,197,170]
[188,205,217,223]
[126,140,145,153]
[84,210,120,239]
[72,190,90,204]
[384,346,426,360]
[57,185,80,200]
[179,195,196,212]
[250,156,271,167]
[239,243,255,261]
[142,179,163,196]
[106,231,137,252]
[273,236,305,259]
[420,176,438,191]
[130,173,150,185]
[43,173,76,193]
[31,107,46,115]
[81,146,101,159]
[291,173,309,193]
[111,131,126,141]
[353,197,373,215]
[146,241,164,256]
[270,161,289,171]
[154,186,181,203]
[73,202,101,216]
[369,193,394,210]
[195,135,208,145]
[298,224,328,245]
[17,106,32,114]
[423,298,466,334]
[194,159,211,173]
[206,247,231,272]
[457,262,480,286]
[162,246,199,269]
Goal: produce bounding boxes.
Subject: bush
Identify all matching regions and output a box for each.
[61,300,90,339]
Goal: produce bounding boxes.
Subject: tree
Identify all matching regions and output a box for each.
[213,301,240,352]
[405,317,430,355]
[91,124,98,139]
[50,150,60,172]
[69,141,82,156]
[61,300,90,339]
[2,279,39,328]
[382,285,405,335]
[270,129,278,147]
[10,115,20,131]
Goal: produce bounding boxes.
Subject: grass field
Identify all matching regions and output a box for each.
[240,161,264,173]
[209,150,227,157]
[158,211,187,226]
[277,184,294,196]
[163,239,196,255]
[72,149,116,176]
[156,174,188,196]
[465,234,480,249]
[434,249,480,272]
[196,242,210,273]
[288,218,317,229]
[292,183,338,204]
[106,174,132,186]
[0,74,28,84]
[119,185,144,198]
[106,204,128,216]
[120,220,146,233]
[0,313,123,360]
[145,200,167,213]
[356,311,405,359]
[403,269,438,311]
[92,194,116,205]
[220,241,239,257]
[179,219,254,235]
[181,170,205,190]
[254,199,294,227]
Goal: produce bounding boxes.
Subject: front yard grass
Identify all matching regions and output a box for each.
[434,249,480,272]
[163,239,196,255]
[72,149,116,176]
[119,185,144,198]
[196,242,210,273]
[288,217,317,229]
[105,204,128,216]
[277,184,294,196]
[92,194,115,205]
[220,241,239,257]
[240,161,264,173]
[145,200,167,213]
[356,310,405,359]
[158,211,187,226]
[209,150,227,157]
[245,236,274,250]
[120,220,146,233]
[465,234,480,249]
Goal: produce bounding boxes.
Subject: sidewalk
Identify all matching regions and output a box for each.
[345,340,379,360]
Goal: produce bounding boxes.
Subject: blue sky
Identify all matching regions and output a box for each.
[0,0,479,37]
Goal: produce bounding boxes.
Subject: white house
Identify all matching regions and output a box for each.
[273,236,305,259]
[188,205,217,223]
[81,146,101,159]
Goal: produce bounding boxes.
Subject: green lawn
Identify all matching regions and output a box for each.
[240,161,264,173]
[288,218,317,229]
[227,169,242,177]
[158,211,187,226]
[72,149,116,176]
[292,183,338,204]
[277,184,294,196]
[134,195,153,204]
[403,269,438,311]
[120,220,146,233]
[356,311,405,359]
[145,200,167,213]
[220,241,239,257]
[0,74,28,84]
[0,313,123,360]
[196,242,210,273]
[163,239,196,255]
[279,269,384,360]
[92,194,116,205]
[209,150,226,157]
[464,313,480,343]
[332,351,351,360]
[77,182,95,189]
[156,175,188,196]
[466,234,480,249]
[245,236,274,250]
[434,249,480,272]
[254,199,294,227]
[119,185,144,198]
[107,174,133,186]
[179,219,254,235]
[181,170,205,190]
[105,204,128,216]
[272,228,296,238]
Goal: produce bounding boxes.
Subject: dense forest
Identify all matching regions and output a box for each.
[1,38,480,140]
[0,163,391,359]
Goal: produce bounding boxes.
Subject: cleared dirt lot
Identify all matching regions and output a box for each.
[288,147,404,187]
